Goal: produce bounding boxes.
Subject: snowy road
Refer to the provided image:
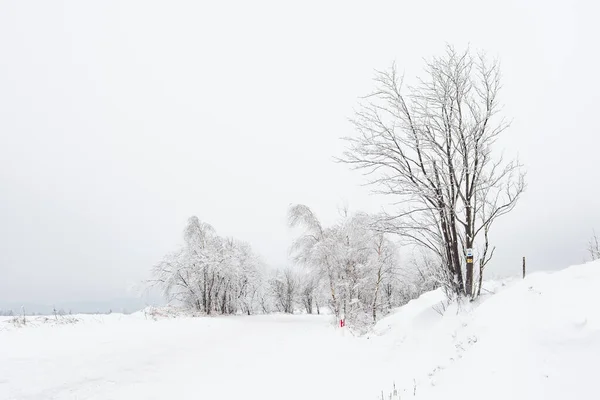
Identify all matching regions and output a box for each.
[0,314,391,400]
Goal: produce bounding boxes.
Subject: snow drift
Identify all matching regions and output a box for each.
[372,259,600,399]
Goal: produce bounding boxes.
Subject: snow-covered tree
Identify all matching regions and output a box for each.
[152,216,266,315]
[588,230,600,261]
[366,232,400,322]
[297,268,319,314]
[341,45,526,299]
[288,204,403,327]
[268,267,299,314]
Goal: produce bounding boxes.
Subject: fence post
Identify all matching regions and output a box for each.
[522,256,526,279]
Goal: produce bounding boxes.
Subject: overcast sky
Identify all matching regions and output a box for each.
[1,0,598,308]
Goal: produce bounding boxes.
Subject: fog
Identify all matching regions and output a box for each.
[1,0,598,311]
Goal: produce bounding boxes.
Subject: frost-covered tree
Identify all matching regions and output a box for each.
[588,230,600,261]
[297,269,319,314]
[341,45,526,299]
[288,204,402,327]
[152,216,265,315]
[367,232,400,322]
[269,267,299,314]
[395,253,441,304]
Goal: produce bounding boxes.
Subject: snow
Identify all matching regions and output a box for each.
[413,261,600,400]
[2,260,599,399]
[0,313,395,399]
[370,260,600,399]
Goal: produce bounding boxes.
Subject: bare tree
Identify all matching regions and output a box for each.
[341,45,525,298]
[269,267,298,314]
[298,271,318,314]
[370,232,399,322]
[588,230,600,261]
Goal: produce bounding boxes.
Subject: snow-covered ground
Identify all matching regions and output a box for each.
[2,260,598,400]
[371,260,600,399]
[0,312,396,400]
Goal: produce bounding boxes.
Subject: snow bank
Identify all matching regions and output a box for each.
[372,260,600,399]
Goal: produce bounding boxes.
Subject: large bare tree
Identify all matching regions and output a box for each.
[341,46,526,298]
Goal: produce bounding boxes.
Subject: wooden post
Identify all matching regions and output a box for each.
[522,256,526,279]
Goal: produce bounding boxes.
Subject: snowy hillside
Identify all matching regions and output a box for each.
[1,261,598,400]
[372,259,600,399]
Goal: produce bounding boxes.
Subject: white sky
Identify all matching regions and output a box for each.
[1,0,599,306]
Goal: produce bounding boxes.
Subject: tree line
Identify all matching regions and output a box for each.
[152,210,438,329]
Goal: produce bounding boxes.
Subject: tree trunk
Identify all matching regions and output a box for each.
[464,201,474,297]
[372,268,382,323]
[476,259,484,297]
[328,273,339,318]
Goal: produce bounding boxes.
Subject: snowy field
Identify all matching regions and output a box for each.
[2,260,599,400]
[0,313,396,400]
